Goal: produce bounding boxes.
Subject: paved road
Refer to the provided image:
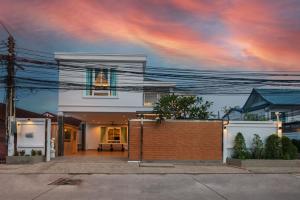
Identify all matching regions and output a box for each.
[0,173,300,200]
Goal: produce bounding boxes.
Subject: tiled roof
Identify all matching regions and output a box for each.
[254,88,300,105]
[0,103,43,121]
[42,112,81,127]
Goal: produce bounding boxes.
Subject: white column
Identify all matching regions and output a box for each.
[275,112,282,137]
[277,121,283,138]
[7,116,15,156]
[45,119,51,161]
[223,123,228,163]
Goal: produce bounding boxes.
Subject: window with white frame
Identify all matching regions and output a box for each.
[85,68,117,96]
[107,128,121,143]
[144,92,160,106]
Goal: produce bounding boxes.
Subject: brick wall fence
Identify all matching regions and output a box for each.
[128,120,223,161]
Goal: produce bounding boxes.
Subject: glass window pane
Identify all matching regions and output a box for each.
[95,69,108,87]
[108,129,114,140]
[93,68,110,96]
[144,92,158,106]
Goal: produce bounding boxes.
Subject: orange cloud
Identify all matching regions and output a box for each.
[222,1,300,69]
[0,0,299,70]
[170,0,300,69]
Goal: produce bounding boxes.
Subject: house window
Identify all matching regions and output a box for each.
[144,92,168,106]
[100,127,127,144]
[86,68,117,96]
[107,128,121,143]
[271,112,286,122]
[144,92,159,107]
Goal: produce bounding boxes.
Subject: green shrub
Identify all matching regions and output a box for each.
[265,134,282,159]
[31,149,36,156]
[282,136,298,160]
[291,139,300,153]
[13,151,19,156]
[251,134,264,159]
[232,132,250,159]
[37,150,42,156]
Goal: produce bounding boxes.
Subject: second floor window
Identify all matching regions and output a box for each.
[144,92,160,107]
[144,92,167,107]
[95,69,109,88]
[86,68,117,96]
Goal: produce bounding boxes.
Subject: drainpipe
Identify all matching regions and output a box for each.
[140,116,144,162]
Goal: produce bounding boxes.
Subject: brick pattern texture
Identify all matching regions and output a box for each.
[129,120,223,161]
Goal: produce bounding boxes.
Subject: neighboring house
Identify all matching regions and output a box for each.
[243,88,300,122]
[43,112,81,156]
[55,53,175,155]
[222,107,243,121]
[0,103,46,160]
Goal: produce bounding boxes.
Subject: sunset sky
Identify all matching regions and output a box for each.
[0,0,300,113]
[1,0,300,70]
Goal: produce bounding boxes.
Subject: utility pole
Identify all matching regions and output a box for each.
[6,35,16,156]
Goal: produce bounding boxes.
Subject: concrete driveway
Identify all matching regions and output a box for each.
[0,173,300,200]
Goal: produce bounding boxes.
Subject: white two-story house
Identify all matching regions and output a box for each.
[55,53,175,156]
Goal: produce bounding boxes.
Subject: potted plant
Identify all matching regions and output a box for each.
[31,149,36,156]
[37,150,42,156]
[19,150,26,156]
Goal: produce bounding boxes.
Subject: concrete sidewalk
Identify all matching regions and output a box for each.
[1,157,299,174]
[0,173,300,200]
[0,160,248,174]
[247,167,300,174]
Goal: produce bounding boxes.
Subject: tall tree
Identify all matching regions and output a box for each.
[153,94,213,120]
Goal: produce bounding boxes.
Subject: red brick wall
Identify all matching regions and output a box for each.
[128,120,223,161]
[128,121,141,161]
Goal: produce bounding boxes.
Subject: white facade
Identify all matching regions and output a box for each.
[223,121,280,163]
[55,53,175,152]
[56,53,148,113]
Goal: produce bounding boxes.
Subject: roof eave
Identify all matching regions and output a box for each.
[54,53,147,62]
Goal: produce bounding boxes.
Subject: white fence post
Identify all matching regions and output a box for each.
[7,116,15,156]
[277,121,283,138]
[223,122,228,163]
[45,119,51,162]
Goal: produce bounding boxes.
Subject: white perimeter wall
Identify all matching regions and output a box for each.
[16,118,51,156]
[223,121,279,163]
[86,124,100,150]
